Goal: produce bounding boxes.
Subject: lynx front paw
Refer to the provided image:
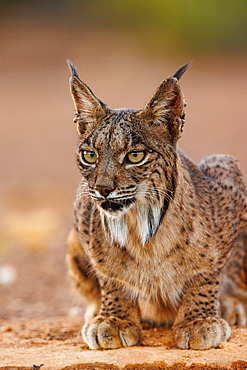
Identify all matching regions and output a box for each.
[173,317,231,350]
[82,315,141,349]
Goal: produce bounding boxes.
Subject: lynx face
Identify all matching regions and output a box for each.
[69,61,188,244]
[76,109,175,219]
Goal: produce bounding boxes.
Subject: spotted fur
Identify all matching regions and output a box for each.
[66,62,247,350]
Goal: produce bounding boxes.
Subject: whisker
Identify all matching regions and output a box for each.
[76,191,90,201]
[137,184,176,206]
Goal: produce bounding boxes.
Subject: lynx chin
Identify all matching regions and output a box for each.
[66,61,247,350]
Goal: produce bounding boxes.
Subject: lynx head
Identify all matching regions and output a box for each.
[68,61,189,244]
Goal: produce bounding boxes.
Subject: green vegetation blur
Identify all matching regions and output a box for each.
[1,0,246,55]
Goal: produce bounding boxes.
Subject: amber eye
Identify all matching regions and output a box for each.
[81,150,97,164]
[127,151,145,164]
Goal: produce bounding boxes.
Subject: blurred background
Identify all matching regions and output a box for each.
[0,0,246,320]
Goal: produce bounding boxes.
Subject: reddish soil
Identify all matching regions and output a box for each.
[1,317,247,369]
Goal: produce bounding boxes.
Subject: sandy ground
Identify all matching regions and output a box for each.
[0,20,247,369]
[1,317,247,369]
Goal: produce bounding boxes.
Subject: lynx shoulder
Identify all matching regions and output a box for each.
[66,61,247,350]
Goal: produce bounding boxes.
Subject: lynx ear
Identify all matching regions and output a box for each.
[141,63,190,140]
[67,60,107,135]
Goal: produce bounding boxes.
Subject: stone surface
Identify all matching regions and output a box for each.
[1,317,247,369]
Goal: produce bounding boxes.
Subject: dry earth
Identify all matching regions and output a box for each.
[1,317,247,369]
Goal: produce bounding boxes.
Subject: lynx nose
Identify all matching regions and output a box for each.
[95,185,114,198]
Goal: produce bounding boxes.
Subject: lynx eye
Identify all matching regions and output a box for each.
[127,151,145,164]
[81,150,97,164]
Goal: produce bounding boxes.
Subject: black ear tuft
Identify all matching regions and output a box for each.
[67,60,82,82]
[173,62,191,80]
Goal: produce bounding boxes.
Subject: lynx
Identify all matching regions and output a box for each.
[67,61,247,350]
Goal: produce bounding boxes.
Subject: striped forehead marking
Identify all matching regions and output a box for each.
[91,111,134,151]
[81,109,145,152]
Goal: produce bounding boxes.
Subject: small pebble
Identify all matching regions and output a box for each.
[69,306,80,317]
[0,264,17,286]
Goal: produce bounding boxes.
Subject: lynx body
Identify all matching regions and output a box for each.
[67,62,247,350]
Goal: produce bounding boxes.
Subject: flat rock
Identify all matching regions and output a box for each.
[1,317,247,369]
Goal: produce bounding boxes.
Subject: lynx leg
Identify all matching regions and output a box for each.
[220,226,247,325]
[220,294,246,326]
[199,157,247,326]
[67,228,101,322]
[82,278,141,349]
[173,274,231,350]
